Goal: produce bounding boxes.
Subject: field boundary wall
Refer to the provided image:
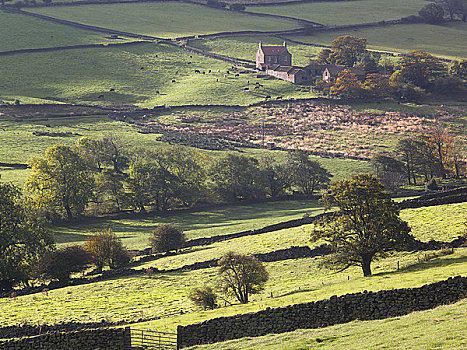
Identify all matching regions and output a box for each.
[0,327,131,350]
[177,276,467,348]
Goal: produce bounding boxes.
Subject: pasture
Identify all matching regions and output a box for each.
[189,35,321,66]
[187,298,467,349]
[28,2,300,39]
[2,243,464,330]
[0,11,119,52]
[0,42,315,107]
[286,22,467,59]
[247,0,427,26]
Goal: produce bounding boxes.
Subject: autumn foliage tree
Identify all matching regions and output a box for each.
[218,252,268,304]
[330,69,364,98]
[312,174,413,277]
[397,50,445,89]
[189,287,218,310]
[84,229,130,272]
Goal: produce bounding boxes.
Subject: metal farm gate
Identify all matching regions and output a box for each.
[130,328,178,349]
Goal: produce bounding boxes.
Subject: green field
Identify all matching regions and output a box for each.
[286,22,467,59]
[52,199,324,249]
[1,239,465,328]
[247,0,427,26]
[0,42,316,106]
[187,299,467,349]
[0,11,122,52]
[28,2,299,39]
[189,35,321,66]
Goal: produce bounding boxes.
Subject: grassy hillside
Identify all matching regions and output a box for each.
[0,42,315,106]
[0,11,120,52]
[186,298,467,349]
[28,2,299,39]
[52,199,324,249]
[286,22,467,59]
[1,242,465,328]
[247,0,427,25]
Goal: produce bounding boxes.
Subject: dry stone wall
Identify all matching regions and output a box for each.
[178,276,467,348]
[0,327,130,350]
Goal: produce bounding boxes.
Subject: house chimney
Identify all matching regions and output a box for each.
[259,41,262,49]
[283,41,287,47]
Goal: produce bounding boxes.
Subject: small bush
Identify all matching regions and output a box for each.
[150,224,186,253]
[207,0,226,8]
[189,287,218,310]
[230,3,245,11]
[38,245,89,282]
[425,178,439,191]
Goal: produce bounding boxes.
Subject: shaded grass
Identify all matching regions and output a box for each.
[286,22,467,59]
[0,11,123,52]
[28,2,299,39]
[52,199,324,249]
[248,0,427,26]
[186,298,467,349]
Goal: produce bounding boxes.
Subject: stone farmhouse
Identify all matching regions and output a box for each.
[256,42,366,84]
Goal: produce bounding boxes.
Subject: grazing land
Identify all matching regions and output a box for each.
[247,0,427,25]
[0,12,120,52]
[286,22,467,59]
[28,2,300,39]
[1,234,465,329]
[189,35,321,66]
[186,298,467,349]
[0,42,314,106]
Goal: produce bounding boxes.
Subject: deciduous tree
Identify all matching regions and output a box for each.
[0,182,54,291]
[330,35,367,67]
[419,3,445,24]
[150,224,186,253]
[84,229,130,272]
[330,69,364,98]
[218,252,268,304]
[38,245,89,282]
[285,151,332,195]
[25,144,94,219]
[397,51,445,89]
[312,174,413,276]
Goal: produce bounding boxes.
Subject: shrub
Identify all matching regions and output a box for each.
[425,178,439,191]
[206,0,226,8]
[84,229,130,271]
[189,287,218,310]
[150,224,186,253]
[230,3,245,11]
[38,245,89,282]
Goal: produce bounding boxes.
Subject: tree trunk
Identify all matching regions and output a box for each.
[65,204,73,220]
[361,257,372,277]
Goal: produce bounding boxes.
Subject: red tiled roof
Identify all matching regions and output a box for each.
[260,46,288,56]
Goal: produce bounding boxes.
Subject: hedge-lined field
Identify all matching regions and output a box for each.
[247,0,427,25]
[28,2,299,39]
[0,11,120,52]
[286,22,467,59]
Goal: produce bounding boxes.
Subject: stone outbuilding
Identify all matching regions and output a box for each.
[266,65,309,84]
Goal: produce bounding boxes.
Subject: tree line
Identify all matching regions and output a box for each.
[24,139,332,220]
[372,125,465,190]
[316,35,467,100]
